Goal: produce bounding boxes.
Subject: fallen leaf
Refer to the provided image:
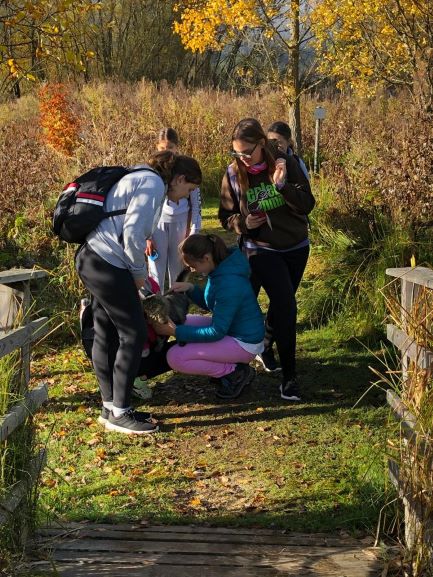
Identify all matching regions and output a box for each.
[95,448,107,459]
[87,437,100,446]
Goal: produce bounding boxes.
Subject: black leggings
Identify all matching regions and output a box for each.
[249,245,309,381]
[75,244,147,408]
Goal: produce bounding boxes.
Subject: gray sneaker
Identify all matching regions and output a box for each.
[105,409,159,434]
[98,407,152,425]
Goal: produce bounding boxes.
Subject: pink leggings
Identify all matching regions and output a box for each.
[167,315,255,378]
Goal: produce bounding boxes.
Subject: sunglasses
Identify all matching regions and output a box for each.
[229,142,258,159]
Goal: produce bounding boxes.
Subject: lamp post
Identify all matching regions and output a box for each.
[313,106,326,174]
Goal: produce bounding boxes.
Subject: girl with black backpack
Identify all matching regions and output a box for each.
[75,151,201,435]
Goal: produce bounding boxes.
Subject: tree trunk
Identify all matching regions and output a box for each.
[286,0,302,154]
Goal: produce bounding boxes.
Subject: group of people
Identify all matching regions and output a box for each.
[75,119,315,435]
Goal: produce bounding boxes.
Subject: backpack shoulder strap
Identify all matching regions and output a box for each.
[227,164,241,202]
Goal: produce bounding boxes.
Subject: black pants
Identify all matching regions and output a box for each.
[76,244,147,408]
[138,340,175,379]
[249,245,309,381]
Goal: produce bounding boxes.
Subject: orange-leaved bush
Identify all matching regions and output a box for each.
[38,83,80,157]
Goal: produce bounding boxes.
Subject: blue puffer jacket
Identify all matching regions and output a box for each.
[175,247,265,344]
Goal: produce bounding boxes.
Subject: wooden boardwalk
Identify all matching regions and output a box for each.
[29,522,382,576]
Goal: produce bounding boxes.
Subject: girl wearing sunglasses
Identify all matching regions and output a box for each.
[219,118,315,402]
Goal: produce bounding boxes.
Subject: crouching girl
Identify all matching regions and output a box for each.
[152,234,264,400]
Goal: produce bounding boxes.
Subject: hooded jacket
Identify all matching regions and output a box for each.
[219,154,315,250]
[175,247,264,344]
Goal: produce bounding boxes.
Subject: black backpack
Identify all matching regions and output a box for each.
[52,166,158,244]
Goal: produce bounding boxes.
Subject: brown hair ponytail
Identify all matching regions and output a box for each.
[148,150,202,185]
[179,233,228,266]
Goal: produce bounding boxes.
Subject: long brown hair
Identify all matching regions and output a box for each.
[179,233,228,266]
[231,118,276,193]
[148,150,202,185]
[158,127,179,146]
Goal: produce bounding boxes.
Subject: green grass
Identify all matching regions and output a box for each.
[33,326,390,535]
[31,196,391,536]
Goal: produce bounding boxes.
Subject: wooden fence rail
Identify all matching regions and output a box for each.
[0,268,49,536]
[385,266,433,563]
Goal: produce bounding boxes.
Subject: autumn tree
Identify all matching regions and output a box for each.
[0,0,98,95]
[311,0,433,111]
[173,0,316,153]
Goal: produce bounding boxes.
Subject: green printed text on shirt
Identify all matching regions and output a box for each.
[246,182,285,213]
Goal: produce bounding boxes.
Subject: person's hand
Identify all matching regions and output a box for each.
[273,157,287,188]
[169,281,194,293]
[245,213,267,229]
[152,318,176,337]
[145,239,155,257]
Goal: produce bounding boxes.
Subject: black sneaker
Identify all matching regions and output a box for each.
[280,379,301,401]
[98,407,152,425]
[255,349,282,373]
[216,364,256,400]
[105,409,159,434]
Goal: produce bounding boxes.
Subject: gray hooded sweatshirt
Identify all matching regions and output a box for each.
[86,168,166,280]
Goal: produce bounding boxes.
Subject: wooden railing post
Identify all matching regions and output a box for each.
[0,268,49,546]
[385,266,433,570]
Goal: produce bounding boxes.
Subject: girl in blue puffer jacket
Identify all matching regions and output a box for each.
[152,233,264,400]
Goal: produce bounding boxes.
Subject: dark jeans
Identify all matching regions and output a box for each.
[249,245,309,381]
[76,244,147,408]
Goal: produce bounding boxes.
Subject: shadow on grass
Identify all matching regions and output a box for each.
[39,343,384,419]
[39,478,387,538]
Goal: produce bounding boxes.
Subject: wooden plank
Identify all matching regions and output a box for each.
[0,284,19,331]
[26,563,298,577]
[28,548,380,577]
[48,549,379,572]
[41,538,361,557]
[21,281,31,388]
[0,382,48,442]
[388,459,433,551]
[386,266,433,289]
[47,550,331,567]
[0,317,50,359]
[38,522,359,545]
[387,389,418,431]
[386,324,433,370]
[37,527,360,547]
[0,269,47,285]
[386,390,430,455]
[0,449,46,526]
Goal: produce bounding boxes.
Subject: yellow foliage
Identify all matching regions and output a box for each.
[174,0,287,53]
[311,0,431,95]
